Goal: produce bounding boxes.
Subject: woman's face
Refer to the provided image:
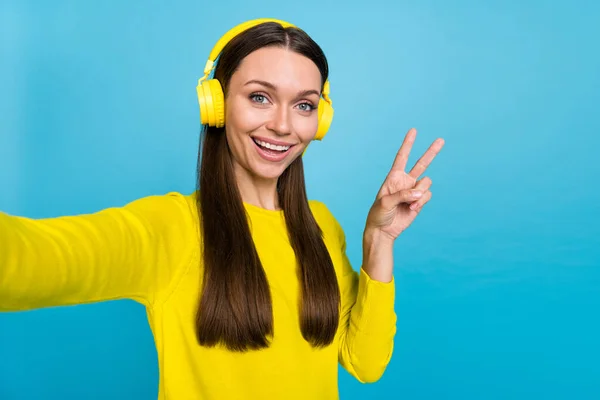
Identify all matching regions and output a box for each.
[224,46,322,183]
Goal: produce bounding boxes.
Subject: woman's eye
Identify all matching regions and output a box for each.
[297,102,314,112]
[250,94,269,104]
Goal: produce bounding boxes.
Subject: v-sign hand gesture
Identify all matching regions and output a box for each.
[365,128,445,242]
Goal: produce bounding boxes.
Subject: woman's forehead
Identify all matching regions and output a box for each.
[231,47,321,91]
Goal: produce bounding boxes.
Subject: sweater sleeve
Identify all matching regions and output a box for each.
[337,255,397,383]
[0,192,197,311]
[312,202,397,383]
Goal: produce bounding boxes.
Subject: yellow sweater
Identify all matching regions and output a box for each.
[0,192,396,399]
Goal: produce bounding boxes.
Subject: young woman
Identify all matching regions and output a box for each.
[0,19,444,399]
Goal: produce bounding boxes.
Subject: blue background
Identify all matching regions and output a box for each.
[1,0,599,399]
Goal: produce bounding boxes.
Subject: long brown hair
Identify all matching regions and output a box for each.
[195,22,340,352]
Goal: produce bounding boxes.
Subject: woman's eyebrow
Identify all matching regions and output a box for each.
[244,79,320,97]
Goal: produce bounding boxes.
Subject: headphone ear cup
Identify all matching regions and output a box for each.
[208,79,225,128]
[197,79,226,127]
[315,100,334,140]
[196,81,209,125]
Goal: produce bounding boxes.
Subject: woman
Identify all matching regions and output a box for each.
[0,19,444,399]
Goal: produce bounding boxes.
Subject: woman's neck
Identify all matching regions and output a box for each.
[234,166,280,211]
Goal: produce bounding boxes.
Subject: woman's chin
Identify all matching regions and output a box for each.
[249,163,288,181]
[248,150,301,180]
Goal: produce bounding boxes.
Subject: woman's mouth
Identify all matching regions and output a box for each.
[251,137,295,162]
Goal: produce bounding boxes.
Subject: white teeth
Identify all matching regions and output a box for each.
[255,139,290,151]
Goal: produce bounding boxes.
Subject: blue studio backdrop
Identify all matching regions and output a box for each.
[1,1,599,399]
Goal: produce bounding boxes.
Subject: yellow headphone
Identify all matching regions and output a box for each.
[196,18,334,141]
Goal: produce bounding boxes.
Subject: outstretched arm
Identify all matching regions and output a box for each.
[0,192,196,311]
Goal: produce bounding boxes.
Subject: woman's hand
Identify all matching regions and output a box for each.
[365,128,445,242]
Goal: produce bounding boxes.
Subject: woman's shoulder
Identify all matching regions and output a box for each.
[124,190,197,215]
[119,191,199,234]
[307,199,335,222]
[308,199,346,244]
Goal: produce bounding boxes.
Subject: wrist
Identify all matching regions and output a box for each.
[363,227,395,250]
[362,228,395,283]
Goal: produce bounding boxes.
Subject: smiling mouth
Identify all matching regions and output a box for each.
[252,138,294,153]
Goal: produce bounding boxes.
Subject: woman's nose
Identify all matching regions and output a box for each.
[266,105,292,136]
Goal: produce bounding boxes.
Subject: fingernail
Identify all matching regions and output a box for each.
[412,191,423,198]
[410,202,420,210]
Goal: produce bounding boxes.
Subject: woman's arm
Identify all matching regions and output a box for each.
[336,225,397,384]
[337,128,443,382]
[0,192,197,311]
[310,200,396,383]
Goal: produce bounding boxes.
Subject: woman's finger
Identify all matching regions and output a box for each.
[408,138,445,180]
[414,177,432,191]
[380,189,423,211]
[389,128,417,173]
[408,177,432,208]
[410,190,432,211]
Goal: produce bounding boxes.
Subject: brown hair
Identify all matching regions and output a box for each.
[195,22,340,352]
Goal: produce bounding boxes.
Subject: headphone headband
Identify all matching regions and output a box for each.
[200,18,296,82]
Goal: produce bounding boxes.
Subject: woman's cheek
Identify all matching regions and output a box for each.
[238,106,272,129]
[294,114,319,141]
